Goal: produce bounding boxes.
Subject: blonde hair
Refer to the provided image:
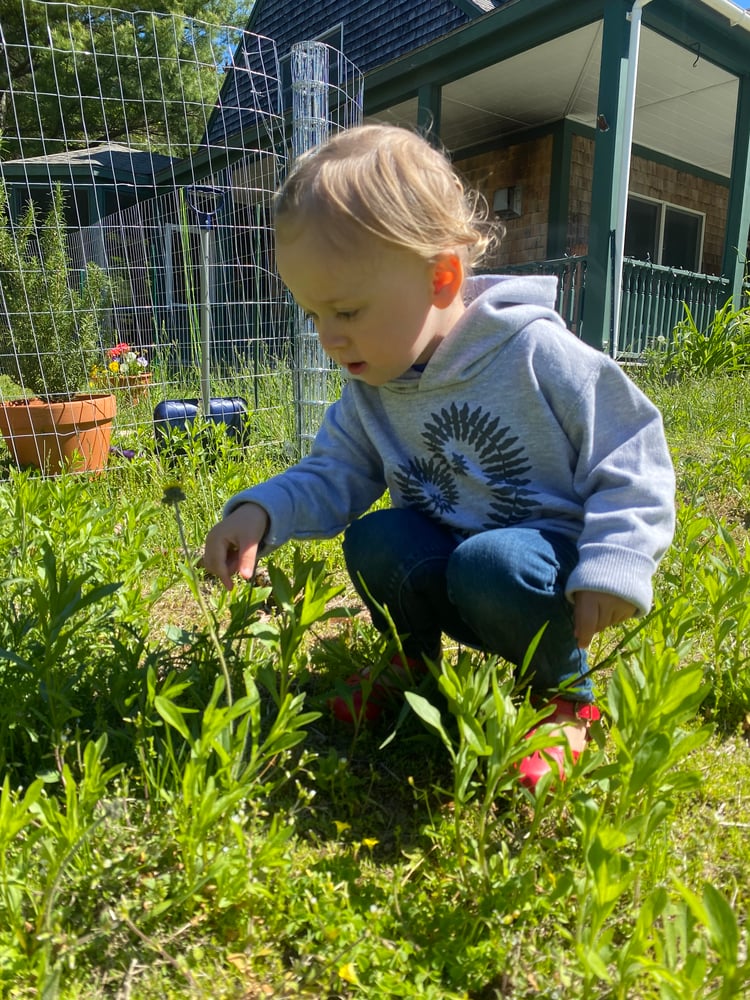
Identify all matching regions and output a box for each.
[274,124,501,268]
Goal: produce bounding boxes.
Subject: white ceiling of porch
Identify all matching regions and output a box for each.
[373,23,739,176]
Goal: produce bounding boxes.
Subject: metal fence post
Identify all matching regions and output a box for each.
[288,41,363,455]
[290,42,331,456]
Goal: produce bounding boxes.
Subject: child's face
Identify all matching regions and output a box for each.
[276,225,462,386]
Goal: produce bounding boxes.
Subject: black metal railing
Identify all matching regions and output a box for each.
[501,256,735,357]
[499,256,586,337]
[618,260,731,356]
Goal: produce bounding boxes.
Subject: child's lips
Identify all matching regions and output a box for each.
[345,361,366,376]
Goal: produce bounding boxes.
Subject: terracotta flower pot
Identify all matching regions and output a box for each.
[0,393,117,475]
[109,371,152,403]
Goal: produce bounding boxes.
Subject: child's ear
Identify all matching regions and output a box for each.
[431,254,464,307]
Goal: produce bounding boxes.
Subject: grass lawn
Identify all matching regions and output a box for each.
[0,367,747,999]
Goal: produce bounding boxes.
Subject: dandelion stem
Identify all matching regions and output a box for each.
[163,485,233,708]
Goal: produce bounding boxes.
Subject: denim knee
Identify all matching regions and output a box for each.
[342,509,456,658]
[446,528,592,699]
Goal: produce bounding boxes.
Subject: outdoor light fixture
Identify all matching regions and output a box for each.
[493,185,522,219]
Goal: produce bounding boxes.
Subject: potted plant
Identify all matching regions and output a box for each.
[0,181,116,474]
[91,340,151,403]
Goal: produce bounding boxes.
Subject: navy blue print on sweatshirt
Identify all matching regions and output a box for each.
[394,455,459,516]
[393,402,539,527]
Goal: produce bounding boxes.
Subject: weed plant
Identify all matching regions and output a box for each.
[645,298,750,380]
[0,364,748,997]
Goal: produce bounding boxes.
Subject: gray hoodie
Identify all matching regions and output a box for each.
[226,274,676,614]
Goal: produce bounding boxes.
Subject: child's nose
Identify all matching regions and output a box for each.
[317,321,348,352]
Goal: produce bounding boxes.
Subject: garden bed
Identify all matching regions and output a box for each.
[0,371,747,998]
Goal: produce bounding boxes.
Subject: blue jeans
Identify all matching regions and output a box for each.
[342,508,592,702]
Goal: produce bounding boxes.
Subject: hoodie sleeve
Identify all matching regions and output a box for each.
[223,387,387,555]
[554,353,676,614]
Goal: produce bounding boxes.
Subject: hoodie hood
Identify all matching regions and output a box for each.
[409,273,565,389]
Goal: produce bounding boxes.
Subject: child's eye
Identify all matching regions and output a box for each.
[337,310,358,321]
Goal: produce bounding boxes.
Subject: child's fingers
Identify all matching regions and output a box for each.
[202,503,268,590]
[202,535,238,590]
[573,592,599,648]
[574,591,637,648]
[234,542,260,582]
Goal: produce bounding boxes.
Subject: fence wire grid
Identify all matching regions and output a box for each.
[0,0,363,477]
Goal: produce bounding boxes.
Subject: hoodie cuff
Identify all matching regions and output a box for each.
[565,543,657,615]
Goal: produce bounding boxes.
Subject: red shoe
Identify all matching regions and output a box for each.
[517,696,601,792]
[329,654,430,724]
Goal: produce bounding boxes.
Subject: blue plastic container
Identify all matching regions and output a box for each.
[154,398,248,451]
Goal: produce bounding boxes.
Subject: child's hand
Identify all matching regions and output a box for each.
[201,502,269,591]
[573,590,636,649]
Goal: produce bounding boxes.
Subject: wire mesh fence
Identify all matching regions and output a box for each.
[289,40,364,453]
[0,0,363,478]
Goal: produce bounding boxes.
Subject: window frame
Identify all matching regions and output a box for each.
[625,193,705,272]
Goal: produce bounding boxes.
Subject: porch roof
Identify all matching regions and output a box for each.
[0,143,174,185]
[365,0,750,178]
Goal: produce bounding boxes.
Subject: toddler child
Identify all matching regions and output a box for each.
[202,124,676,791]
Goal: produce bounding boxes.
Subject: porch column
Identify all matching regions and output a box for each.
[417,83,442,146]
[722,72,750,306]
[583,0,635,352]
[547,120,574,259]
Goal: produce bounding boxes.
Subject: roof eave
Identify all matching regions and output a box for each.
[363,0,605,114]
[363,0,750,115]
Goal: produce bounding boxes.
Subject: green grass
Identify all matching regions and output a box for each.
[0,371,748,998]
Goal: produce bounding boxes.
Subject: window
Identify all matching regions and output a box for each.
[16,184,91,228]
[624,195,704,271]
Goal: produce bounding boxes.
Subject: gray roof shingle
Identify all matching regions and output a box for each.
[205,0,495,146]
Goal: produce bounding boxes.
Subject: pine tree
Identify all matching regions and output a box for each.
[0,0,251,159]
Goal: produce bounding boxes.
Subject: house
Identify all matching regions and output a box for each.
[2,1,748,362]
[235,0,750,355]
[0,144,173,229]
